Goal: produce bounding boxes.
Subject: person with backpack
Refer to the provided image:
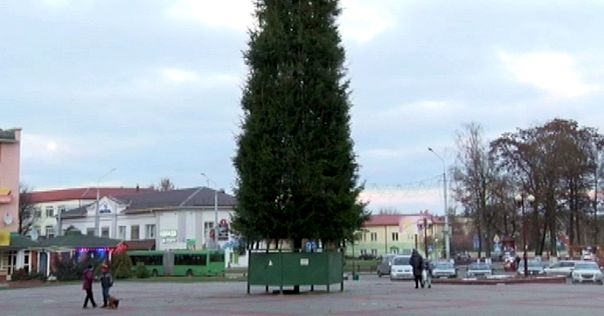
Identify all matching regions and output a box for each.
[99,264,113,308]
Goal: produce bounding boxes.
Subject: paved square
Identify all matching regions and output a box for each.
[1,276,603,316]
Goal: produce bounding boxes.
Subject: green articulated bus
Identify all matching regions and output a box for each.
[127,250,225,277]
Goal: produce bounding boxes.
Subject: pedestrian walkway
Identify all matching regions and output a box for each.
[0,277,602,316]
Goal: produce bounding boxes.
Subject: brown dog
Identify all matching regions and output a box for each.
[107,296,120,309]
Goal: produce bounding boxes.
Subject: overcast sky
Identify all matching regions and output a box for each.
[2,0,604,214]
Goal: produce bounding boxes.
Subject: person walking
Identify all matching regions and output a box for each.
[99,264,114,308]
[409,249,424,289]
[82,264,97,309]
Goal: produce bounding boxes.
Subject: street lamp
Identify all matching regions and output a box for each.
[201,172,218,247]
[514,193,535,278]
[95,168,116,237]
[428,147,450,260]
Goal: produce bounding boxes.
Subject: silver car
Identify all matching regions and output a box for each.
[377,254,396,277]
[544,260,578,277]
[432,261,457,278]
[390,255,413,281]
[571,261,603,284]
[516,260,545,276]
[466,263,492,277]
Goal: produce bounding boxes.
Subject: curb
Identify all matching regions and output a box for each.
[432,276,566,285]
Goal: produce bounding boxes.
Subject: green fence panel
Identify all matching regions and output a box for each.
[248,252,283,285]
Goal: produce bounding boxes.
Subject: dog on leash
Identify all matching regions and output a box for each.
[107,296,120,309]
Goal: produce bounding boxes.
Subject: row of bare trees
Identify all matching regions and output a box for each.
[452,119,604,258]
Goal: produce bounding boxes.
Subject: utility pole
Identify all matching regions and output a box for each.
[429,147,450,260]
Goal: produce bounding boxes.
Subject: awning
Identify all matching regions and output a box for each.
[0,188,11,204]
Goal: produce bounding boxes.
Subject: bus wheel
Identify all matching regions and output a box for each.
[186,269,193,277]
[152,269,158,277]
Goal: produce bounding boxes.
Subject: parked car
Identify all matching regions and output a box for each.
[516,260,545,276]
[389,255,413,281]
[358,253,377,260]
[571,261,603,284]
[431,261,457,278]
[377,254,396,277]
[466,263,492,277]
[544,260,578,277]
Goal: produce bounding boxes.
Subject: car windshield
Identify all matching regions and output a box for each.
[574,263,599,270]
[469,263,489,270]
[435,262,454,269]
[528,261,542,267]
[393,256,410,265]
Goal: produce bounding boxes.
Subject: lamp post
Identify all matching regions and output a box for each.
[418,218,430,259]
[515,193,534,278]
[95,168,116,237]
[201,172,218,247]
[428,147,450,260]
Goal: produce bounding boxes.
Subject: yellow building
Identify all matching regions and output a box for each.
[350,211,447,259]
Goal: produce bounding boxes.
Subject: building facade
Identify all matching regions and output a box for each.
[351,211,447,259]
[25,187,150,238]
[60,187,237,251]
[0,128,22,281]
[0,128,21,234]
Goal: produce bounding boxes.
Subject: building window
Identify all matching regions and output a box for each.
[392,232,399,241]
[45,206,54,218]
[131,225,140,240]
[371,249,378,257]
[86,228,95,236]
[118,226,126,240]
[101,226,109,238]
[34,207,42,218]
[370,232,377,241]
[45,225,55,238]
[204,221,214,230]
[145,224,156,239]
[58,205,66,214]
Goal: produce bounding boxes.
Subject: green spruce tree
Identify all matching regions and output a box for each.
[233,0,367,250]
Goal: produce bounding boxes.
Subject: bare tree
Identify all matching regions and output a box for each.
[18,184,38,235]
[158,178,175,192]
[452,122,504,258]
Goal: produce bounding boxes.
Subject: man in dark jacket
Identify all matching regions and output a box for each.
[409,249,424,289]
[99,264,113,308]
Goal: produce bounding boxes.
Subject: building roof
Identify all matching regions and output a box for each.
[123,239,156,251]
[0,128,19,143]
[26,187,152,203]
[0,233,39,250]
[36,231,122,249]
[365,212,445,227]
[61,187,237,218]
[118,187,236,213]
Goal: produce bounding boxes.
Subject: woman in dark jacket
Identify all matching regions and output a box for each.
[82,264,97,308]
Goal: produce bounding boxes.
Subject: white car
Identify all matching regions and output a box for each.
[544,260,578,277]
[390,255,414,281]
[571,261,603,284]
[466,263,492,277]
[431,261,457,278]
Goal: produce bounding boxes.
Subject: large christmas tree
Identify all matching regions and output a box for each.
[233,0,367,250]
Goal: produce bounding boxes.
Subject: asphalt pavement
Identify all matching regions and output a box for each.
[1,275,602,316]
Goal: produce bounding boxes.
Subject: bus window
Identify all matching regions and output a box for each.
[174,254,207,266]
